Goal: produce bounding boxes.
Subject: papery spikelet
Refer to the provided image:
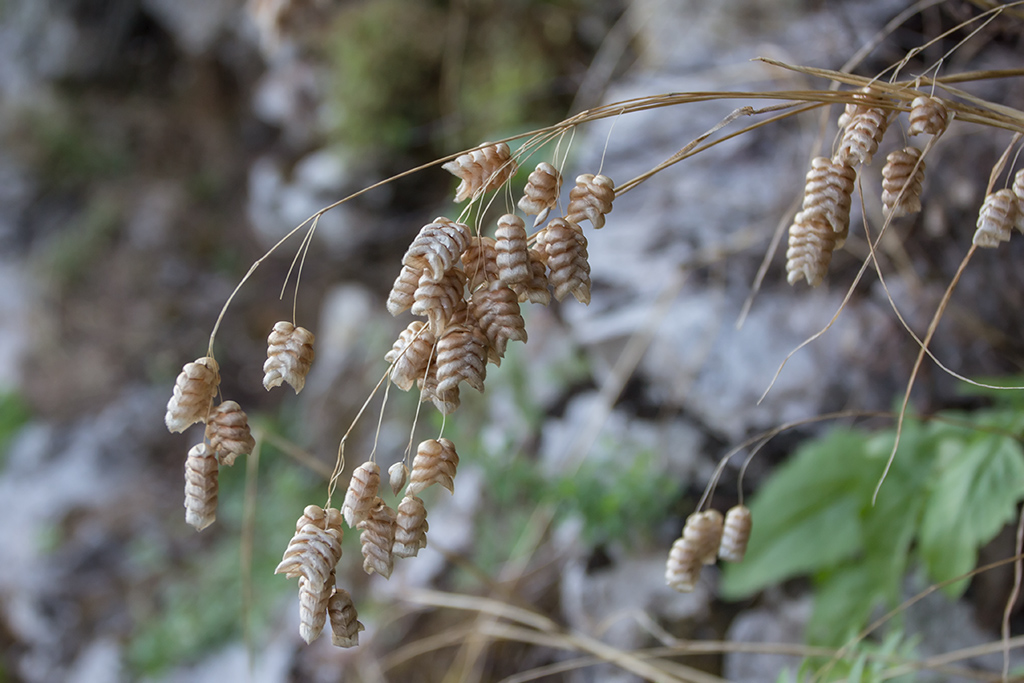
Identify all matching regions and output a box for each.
[407,438,459,496]
[411,268,468,337]
[328,587,364,648]
[973,188,1020,248]
[385,320,435,392]
[537,218,590,304]
[462,235,500,291]
[798,157,856,235]
[1013,170,1024,234]
[786,215,841,287]
[471,281,527,363]
[388,462,409,496]
[342,461,381,528]
[665,510,724,591]
[387,264,421,316]
[443,142,517,202]
[435,322,488,393]
[718,505,753,563]
[275,509,345,586]
[418,365,461,415]
[393,494,428,558]
[908,96,948,136]
[566,174,615,229]
[495,214,530,286]
[184,443,219,531]
[512,248,551,305]
[402,218,472,282]
[205,401,255,466]
[836,87,874,130]
[665,535,702,593]
[837,99,889,166]
[881,147,925,218]
[293,504,344,533]
[358,497,397,579]
[518,162,562,224]
[165,356,220,433]
[263,322,315,393]
[298,572,333,644]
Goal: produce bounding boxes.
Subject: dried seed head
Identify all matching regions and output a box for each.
[411,268,468,337]
[666,535,702,592]
[566,174,615,229]
[718,505,753,563]
[1013,170,1024,234]
[328,587,364,648]
[435,322,488,393]
[511,248,552,305]
[402,218,472,282]
[388,462,409,496]
[275,510,345,586]
[342,461,381,528]
[786,214,841,287]
[184,443,219,531]
[518,162,562,224]
[471,281,527,363]
[165,356,220,433]
[908,96,948,137]
[358,497,397,579]
[462,235,500,291]
[881,147,925,218]
[537,218,591,304]
[692,510,725,564]
[393,494,429,558]
[666,510,724,588]
[799,157,856,235]
[443,142,517,202]
[387,264,421,316]
[973,188,1020,248]
[836,87,875,130]
[205,401,255,466]
[837,102,889,166]
[495,214,530,286]
[418,366,461,415]
[407,438,459,496]
[263,322,315,393]
[294,504,344,533]
[298,571,333,644]
[385,320,435,392]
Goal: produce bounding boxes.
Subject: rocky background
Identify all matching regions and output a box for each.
[1,0,1023,681]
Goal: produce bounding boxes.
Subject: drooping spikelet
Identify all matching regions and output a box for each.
[881,147,925,218]
[566,174,615,229]
[342,461,381,528]
[495,214,530,286]
[298,571,333,644]
[205,400,256,466]
[665,510,724,592]
[411,268,468,337]
[328,587,364,648]
[358,497,397,579]
[418,365,461,415]
[836,97,890,166]
[393,494,428,558]
[402,218,472,282]
[1013,170,1024,233]
[471,280,527,363]
[518,162,562,225]
[387,264,421,316]
[973,188,1020,248]
[537,218,591,304]
[443,142,517,202]
[263,321,315,393]
[388,462,409,496]
[275,506,345,585]
[292,504,344,534]
[184,443,219,531]
[512,248,552,305]
[165,356,220,433]
[908,96,949,137]
[407,438,459,496]
[665,536,702,593]
[798,157,856,235]
[462,235,500,291]
[836,87,874,130]
[385,320,435,392]
[718,505,753,563]
[434,321,488,393]
[786,214,841,287]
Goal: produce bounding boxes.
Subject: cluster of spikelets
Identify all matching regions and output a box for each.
[973,169,1024,248]
[786,92,947,286]
[164,321,315,531]
[665,504,752,592]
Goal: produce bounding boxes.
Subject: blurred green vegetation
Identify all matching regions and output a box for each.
[20,107,130,189]
[0,391,31,471]
[37,197,121,290]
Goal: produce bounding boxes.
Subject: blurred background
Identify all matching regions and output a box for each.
[1,0,1024,681]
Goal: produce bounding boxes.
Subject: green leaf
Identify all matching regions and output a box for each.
[808,564,882,647]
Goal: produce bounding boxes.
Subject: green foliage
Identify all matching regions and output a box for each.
[796,630,917,683]
[721,392,1024,648]
[21,107,129,188]
[38,197,121,290]
[0,391,31,470]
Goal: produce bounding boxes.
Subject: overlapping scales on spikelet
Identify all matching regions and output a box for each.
[908,95,948,137]
[165,356,220,433]
[881,147,925,218]
[973,189,1020,248]
[205,400,255,466]
[495,214,530,286]
[358,497,397,578]
[275,506,344,591]
[184,443,219,531]
[342,461,381,528]
[518,162,562,225]
[411,268,467,337]
[471,280,527,364]
[665,510,723,592]
[511,248,551,305]
[407,438,459,496]
[443,142,517,202]
[537,218,590,304]
[385,320,435,392]
[435,319,488,393]
[718,505,753,563]
[328,587,364,648]
[462,235,500,291]
[263,321,315,393]
[393,494,428,558]
[402,218,472,282]
[566,173,614,229]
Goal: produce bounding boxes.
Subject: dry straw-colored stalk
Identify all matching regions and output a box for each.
[263,321,315,393]
[205,400,256,466]
[165,356,220,433]
[184,442,219,531]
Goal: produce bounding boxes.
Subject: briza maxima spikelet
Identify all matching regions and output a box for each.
[393,494,428,558]
[973,188,1020,248]
[566,174,615,229]
[908,96,948,137]
[836,101,889,166]
[275,507,345,586]
[435,322,488,393]
[666,510,725,592]
[537,218,591,304]
[786,214,840,287]
[1013,170,1024,233]
[184,443,219,531]
[836,86,874,130]
[165,356,220,433]
[342,461,381,528]
[799,157,855,235]
[462,235,499,291]
[411,268,467,337]
[666,536,701,592]
[387,264,421,316]
[471,281,527,363]
[385,320,435,392]
[298,571,333,644]
[443,142,517,202]
[388,462,409,496]
[418,365,461,415]
[358,497,397,579]
[205,401,256,466]
[402,217,472,282]
[881,147,925,218]
[263,321,315,393]
[293,504,344,534]
[328,587,364,648]
[512,248,551,305]
[407,438,459,496]
[718,505,753,563]
[518,162,562,225]
[495,214,530,286]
